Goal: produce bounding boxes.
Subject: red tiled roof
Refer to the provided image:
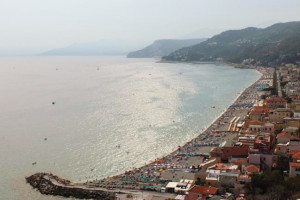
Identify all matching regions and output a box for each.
[290,162,300,167]
[289,150,300,156]
[265,97,287,103]
[189,185,218,195]
[277,132,291,139]
[250,106,270,114]
[292,152,300,159]
[214,163,231,170]
[244,165,259,173]
[232,158,248,166]
[243,121,265,130]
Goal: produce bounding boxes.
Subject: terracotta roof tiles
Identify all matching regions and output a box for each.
[290,162,300,167]
[244,165,259,173]
[189,185,218,195]
[277,132,291,139]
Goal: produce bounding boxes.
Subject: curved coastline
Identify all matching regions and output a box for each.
[26,66,264,199]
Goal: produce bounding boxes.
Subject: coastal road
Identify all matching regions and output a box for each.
[276,70,282,97]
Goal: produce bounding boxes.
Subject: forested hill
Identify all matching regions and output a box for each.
[127,38,206,58]
[162,21,300,66]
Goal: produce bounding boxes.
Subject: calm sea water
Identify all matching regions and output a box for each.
[0,56,260,199]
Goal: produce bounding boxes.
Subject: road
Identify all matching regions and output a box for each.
[276,70,282,97]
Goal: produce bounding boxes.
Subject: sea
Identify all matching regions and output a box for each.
[0,56,260,199]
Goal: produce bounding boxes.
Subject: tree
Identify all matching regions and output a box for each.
[266,184,285,200]
[276,155,290,172]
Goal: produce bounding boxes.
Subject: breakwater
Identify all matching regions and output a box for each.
[26,173,115,200]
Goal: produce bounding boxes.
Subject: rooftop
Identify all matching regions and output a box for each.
[209,163,239,171]
[290,162,300,167]
[292,152,300,159]
[244,165,260,173]
[189,185,218,195]
[277,132,291,139]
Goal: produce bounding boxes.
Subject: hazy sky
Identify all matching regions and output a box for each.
[0,0,299,54]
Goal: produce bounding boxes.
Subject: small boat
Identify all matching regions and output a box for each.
[52,102,55,105]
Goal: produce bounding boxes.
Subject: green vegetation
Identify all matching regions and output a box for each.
[280,81,288,87]
[276,155,290,172]
[245,170,300,200]
[162,21,300,66]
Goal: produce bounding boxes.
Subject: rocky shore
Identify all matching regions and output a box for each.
[26,173,115,200]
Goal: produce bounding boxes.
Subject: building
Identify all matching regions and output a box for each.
[220,144,249,161]
[254,133,275,153]
[165,179,195,194]
[269,108,292,123]
[276,132,291,144]
[289,162,300,177]
[283,118,300,129]
[244,165,260,175]
[292,95,300,103]
[186,185,218,200]
[243,121,275,134]
[205,164,239,187]
[237,174,251,185]
[248,153,277,170]
[294,111,300,118]
[274,143,289,155]
[231,158,248,170]
[284,82,300,97]
[219,171,240,187]
[238,135,256,147]
[283,126,300,137]
[248,106,270,121]
[265,96,287,109]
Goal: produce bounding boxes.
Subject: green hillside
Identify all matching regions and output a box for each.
[162,22,300,66]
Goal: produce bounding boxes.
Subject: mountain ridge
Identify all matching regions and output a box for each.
[127,38,207,58]
[162,21,300,66]
[40,40,144,56]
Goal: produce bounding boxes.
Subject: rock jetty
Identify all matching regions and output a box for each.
[26,173,115,200]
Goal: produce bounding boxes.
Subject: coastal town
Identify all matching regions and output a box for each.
[26,64,300,200]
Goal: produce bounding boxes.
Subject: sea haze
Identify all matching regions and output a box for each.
[0,56,260,199]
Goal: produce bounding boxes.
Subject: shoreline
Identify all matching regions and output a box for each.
[90,66,262,180]
[163,68,262,156]
[26,66,264,199]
